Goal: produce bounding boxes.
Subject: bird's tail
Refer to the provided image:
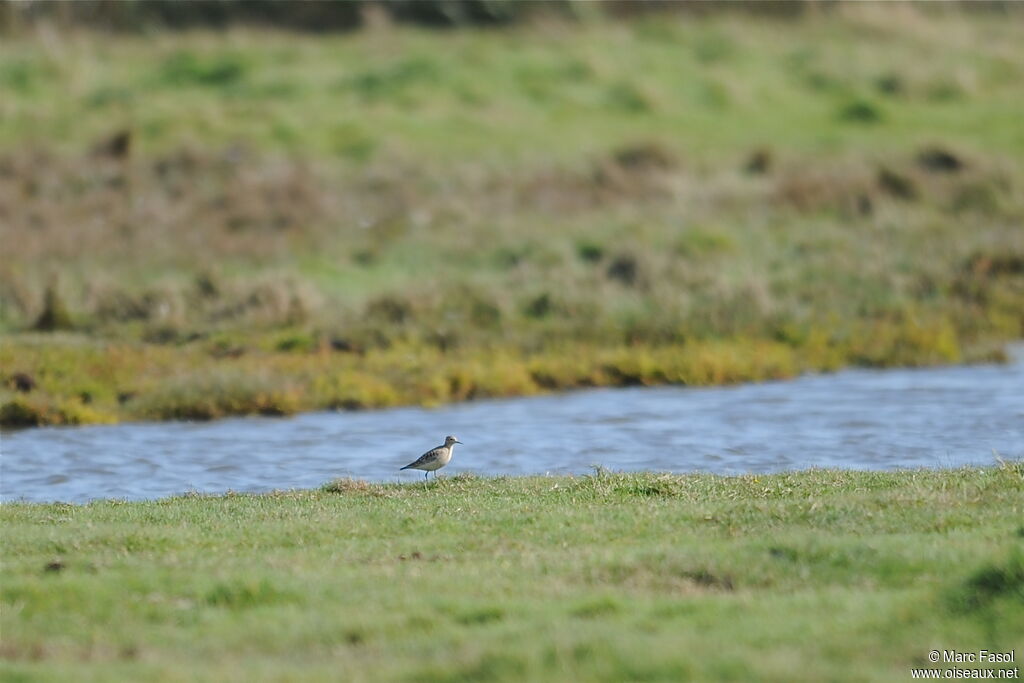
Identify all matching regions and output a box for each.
[399,465,411,470]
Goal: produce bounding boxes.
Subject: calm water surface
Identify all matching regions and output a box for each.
[2,355,1022,503]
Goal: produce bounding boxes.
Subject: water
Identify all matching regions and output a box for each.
[2,356,1022,504]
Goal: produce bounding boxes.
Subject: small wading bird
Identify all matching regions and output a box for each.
[401,436,462,480]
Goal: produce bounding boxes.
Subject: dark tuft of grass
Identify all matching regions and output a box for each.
[321,478,374,494]
[949,552,1024,614]
[204,579,297,609]
[744,147,773,174]
[615,475,683,498]
[877,167,918,200]
[32,284,74,332]
[453,606,505,626]
[157,51,249,88]
[838,98,884,124]
[918,146,966,173]
[576,242,605,264]
[571,596,621,618]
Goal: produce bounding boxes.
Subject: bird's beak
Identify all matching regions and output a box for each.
[455,440,463,445]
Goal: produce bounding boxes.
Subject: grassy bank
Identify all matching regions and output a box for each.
[2,467,1023,681]
[2,8,1023,426]
[0,322,981,426]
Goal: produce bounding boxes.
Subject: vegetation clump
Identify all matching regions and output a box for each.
[32,285,73,332]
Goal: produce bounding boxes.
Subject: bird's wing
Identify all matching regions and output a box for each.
[401,446,444,469]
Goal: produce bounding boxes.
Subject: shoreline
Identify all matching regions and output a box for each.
[2,327,1013,430]
[2,462,1022,508]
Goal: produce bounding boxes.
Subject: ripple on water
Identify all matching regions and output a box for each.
[2,359,1022,503]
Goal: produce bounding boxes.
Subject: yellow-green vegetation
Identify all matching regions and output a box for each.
[0,322,975,426]
[2,7,1023,426]
[2,467,1023,681]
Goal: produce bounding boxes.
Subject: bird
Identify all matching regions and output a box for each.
[400,436,463,480]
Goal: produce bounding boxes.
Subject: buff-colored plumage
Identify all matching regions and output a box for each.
[401,436,462,479]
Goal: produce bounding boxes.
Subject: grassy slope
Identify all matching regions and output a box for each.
[3,10,1022,158]
[2,8,1023,426]
[2,468,1023,681]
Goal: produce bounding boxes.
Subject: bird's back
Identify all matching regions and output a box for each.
[402,444,448,469]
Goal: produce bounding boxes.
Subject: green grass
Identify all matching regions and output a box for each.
[2,12,1022,158]
[1,9,1023,425]
[2,467,1023,681]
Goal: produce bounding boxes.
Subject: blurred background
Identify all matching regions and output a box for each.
[1,0,1022,427]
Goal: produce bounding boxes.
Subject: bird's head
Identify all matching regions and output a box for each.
[445,435,463,446]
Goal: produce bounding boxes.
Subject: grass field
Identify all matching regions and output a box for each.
[2,467,1022,681]
[2,6,1023,426]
